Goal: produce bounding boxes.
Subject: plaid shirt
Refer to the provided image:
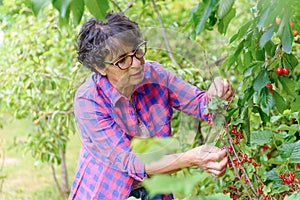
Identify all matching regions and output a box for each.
[69,61,209,200]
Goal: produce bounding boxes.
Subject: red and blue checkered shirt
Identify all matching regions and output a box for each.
[69,61,210,200]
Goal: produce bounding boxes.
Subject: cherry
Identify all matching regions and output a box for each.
[290,22,295,29]
[282,68,289,75]
[276,67,283,75]
[266,84,273,90]
[293,30,298,37]
[276,17,281,25]
[266,84,274,94]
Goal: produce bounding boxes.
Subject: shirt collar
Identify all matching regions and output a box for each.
[94,62,150,106]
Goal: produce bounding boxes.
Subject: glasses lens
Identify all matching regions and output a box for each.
[117,56,132,69]
[135,43,146,58]
[115,41,147,69]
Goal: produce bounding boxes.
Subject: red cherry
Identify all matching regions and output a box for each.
[290,22,295,29]
[292,30,298,37]
[283,68,289,75]
[276,67,283,75]
[266,84,273,91]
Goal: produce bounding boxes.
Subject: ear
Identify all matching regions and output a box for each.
[93,64,107,76]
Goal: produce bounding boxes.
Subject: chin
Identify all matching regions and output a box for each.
[132,72,144,85]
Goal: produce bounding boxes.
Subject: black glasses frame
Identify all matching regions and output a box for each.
[103,41,147,70]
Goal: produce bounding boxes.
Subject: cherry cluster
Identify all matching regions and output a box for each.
[222,185,243,200]
[279,172,295,185]
[227,151,261,170]
[276,67,289,76]
[230,126,244,144]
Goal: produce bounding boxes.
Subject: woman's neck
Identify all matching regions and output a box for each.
[115,83,135,99]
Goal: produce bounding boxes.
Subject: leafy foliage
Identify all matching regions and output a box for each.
[1,0,300,199]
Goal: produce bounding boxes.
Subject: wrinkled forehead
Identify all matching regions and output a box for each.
[105,30,143,61]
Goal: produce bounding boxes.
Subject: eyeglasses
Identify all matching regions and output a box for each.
[103,41,147,70]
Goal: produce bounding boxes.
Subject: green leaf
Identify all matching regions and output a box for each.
[250,130,273,145]
[264,40,276,57]
[257,7,270,30]
[278,124,300,135]
[70,0,84,25]
[273,91,287,113]
[85,0,109,20]
[278,76,297,98]
[238,87,254,106]
[189,193,231,200]
[0,0,3,5]
[241,105,250,141]
[253,106,270,123]
[131,138,180,164]
[270,116,281,123]
[143,173,210,197]
[282,21,293,53]
[291,96,300,112]
[229,21,252,43]
[53,0,72,18]
[218,8,236,34]
[253,70,268,93]
[265,168,281,181]
[217,0,234,18]
[31,0,51,16]
[285,193,300,200]
[260,87,274,115]
[279,141,300,163]
[259,26,275,48]
[282,53,299,71]
[195,0,218,34]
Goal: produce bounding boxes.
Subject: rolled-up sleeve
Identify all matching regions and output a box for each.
[74,95,146,181]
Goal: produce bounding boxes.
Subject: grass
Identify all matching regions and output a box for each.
[0,116,81,200]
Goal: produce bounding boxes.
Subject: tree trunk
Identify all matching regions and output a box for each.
[50,163,64,196]
[60,148,69,196]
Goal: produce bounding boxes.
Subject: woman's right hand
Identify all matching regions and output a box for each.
[185,145,228,177]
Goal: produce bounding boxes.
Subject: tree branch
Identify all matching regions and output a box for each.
[150,0,182,68]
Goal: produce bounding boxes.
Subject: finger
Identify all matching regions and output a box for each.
[202,149,227,162]
[224,86,234,100]
[207,156,228,171]
[213,78,224,98]
[207,168,226,178]
[223,79,229,94]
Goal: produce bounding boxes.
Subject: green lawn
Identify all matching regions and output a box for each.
[0,116,81,200]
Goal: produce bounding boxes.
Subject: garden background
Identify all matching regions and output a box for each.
[0,0,300,199]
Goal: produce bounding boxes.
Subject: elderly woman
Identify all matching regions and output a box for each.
[69,12,234,200]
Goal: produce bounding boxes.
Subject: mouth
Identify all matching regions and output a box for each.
[131,70,143,76]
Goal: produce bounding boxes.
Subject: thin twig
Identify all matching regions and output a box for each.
[150,0,182,68]
[208,56,226,67]
[109,0,122,12]
[123,0,136,13]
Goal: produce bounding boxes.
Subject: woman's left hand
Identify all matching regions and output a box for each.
[207,77,235,101]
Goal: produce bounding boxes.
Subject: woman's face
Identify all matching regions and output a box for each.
[101,41,146,90]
